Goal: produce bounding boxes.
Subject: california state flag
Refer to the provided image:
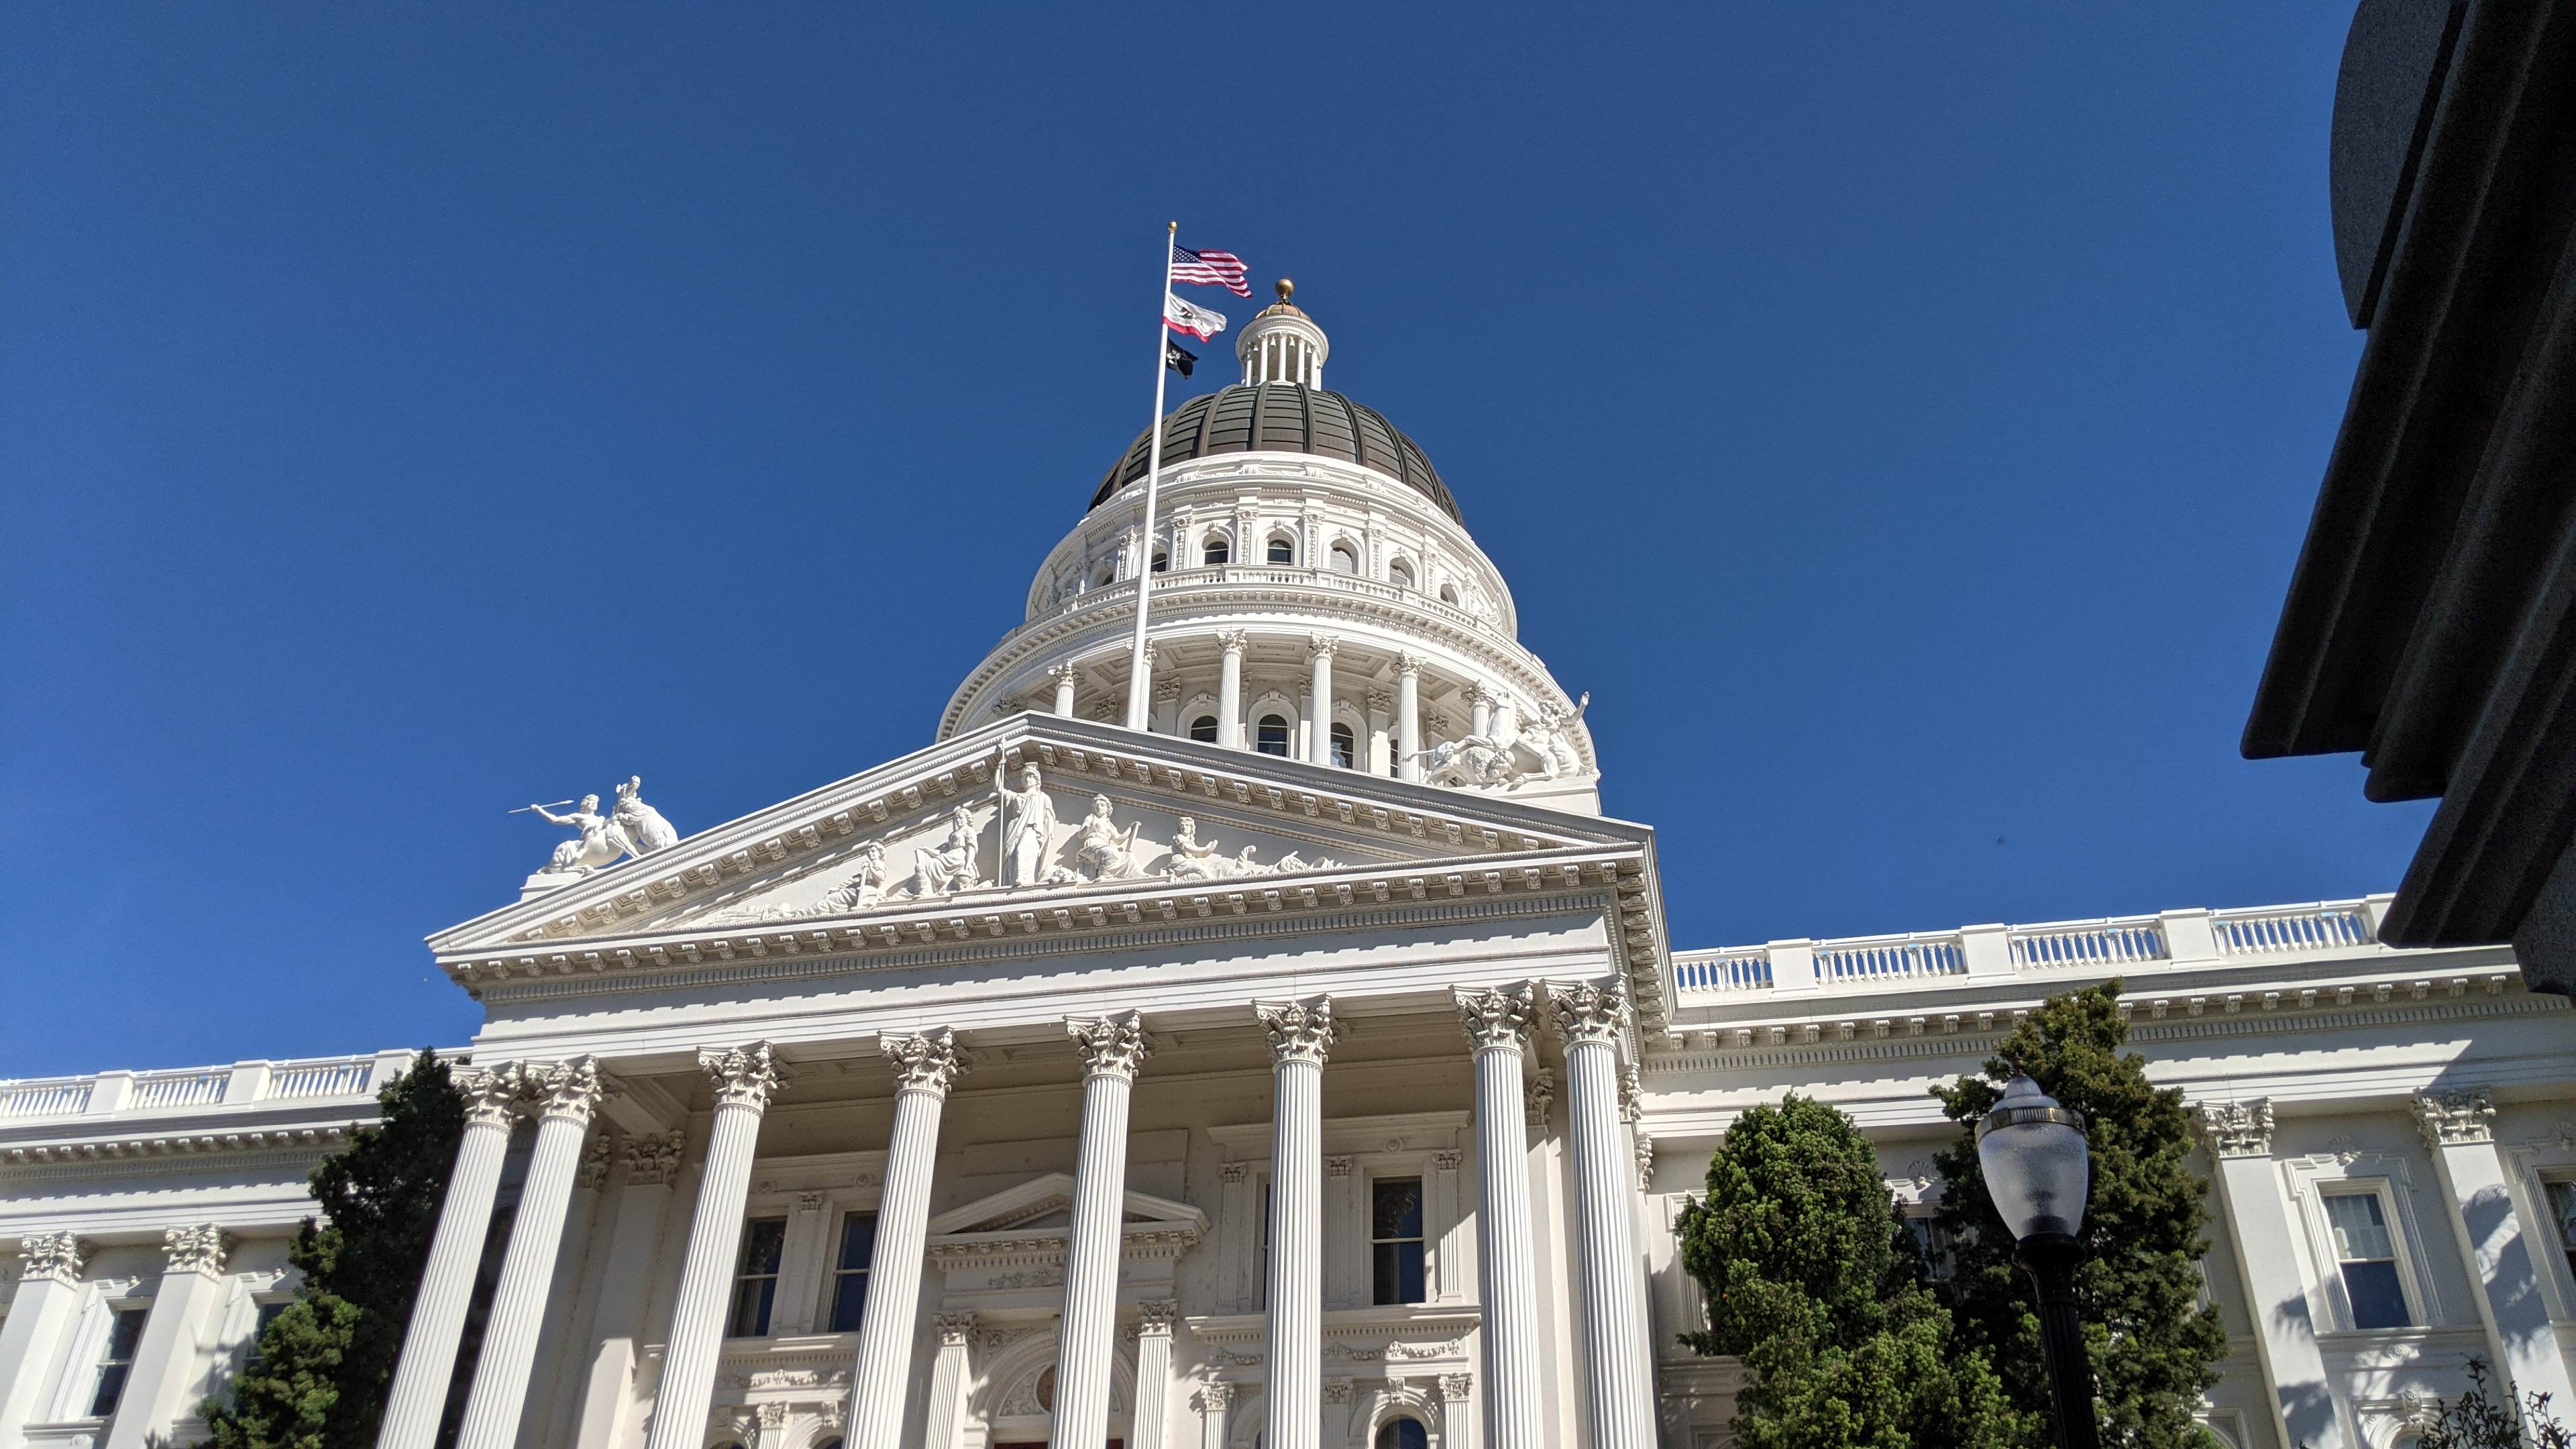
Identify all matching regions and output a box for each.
[1164,292,1228,341]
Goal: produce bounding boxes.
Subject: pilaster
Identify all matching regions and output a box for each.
[103,1226,234,1449]
[2197,1099,2347,1449]
[2414,1089,2576,1417]
[0,1234,87,1448]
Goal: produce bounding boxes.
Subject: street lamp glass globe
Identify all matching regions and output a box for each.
[1976,1074,2090,1242]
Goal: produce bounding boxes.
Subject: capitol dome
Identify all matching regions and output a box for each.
[1091,383,1462,524]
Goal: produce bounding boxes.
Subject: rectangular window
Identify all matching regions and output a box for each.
[1904,1216,1956,1281]
[727,1218,788,1338]
[2324,1191,2413,1329]
[826,1212,878,1333]
[90,1306,150,1417]
[241,1301,288,1373]
[1372,1177,1428,1305]
[2545,1181,2576,1285]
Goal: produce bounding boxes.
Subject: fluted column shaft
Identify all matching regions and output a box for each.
[1260,999,1336,1449]
[643,1043,790,1449]
[377,1067,523,1449]
[1553,981,1658,1449]
[1053,1014,1150,1449]
[920,1313,978,1448]
[849,1032,967,1444]
[1130,1301,1178,1449]
[454,1059,606,1449]
[1217,632,1247,749]
[1396,657,1423,783]
[1458,987,1544,1448]
[1307,637,1338,765]
[1052,664,1078,718]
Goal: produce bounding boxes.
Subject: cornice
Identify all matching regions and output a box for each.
[0,1128,353,1185]
[1642,985,2566,1075]
[1184,1303,1482,1348]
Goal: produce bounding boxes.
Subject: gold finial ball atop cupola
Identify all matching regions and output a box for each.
[1276,278,1294,303]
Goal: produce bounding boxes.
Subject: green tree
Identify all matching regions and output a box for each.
[1676,1092,2035,1449]
[2417,1356,2574,1449]
[1929,982,2229,1449]
[200,1051,465,1449]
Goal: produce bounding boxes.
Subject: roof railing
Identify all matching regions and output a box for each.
[0,1049,425,1125]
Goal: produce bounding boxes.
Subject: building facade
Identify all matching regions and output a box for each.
[5,302,2576,1449]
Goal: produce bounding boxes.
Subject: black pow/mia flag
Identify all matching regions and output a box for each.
[1165,339,1197,378]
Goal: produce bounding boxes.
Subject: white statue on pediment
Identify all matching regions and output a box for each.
[904,806,985,898]
[1409,735,1521,790]
[995,764,1057,888]
[1513,692,1590,780]
[530,796,625,876]
[1165,816,1258,881]
[816,841,890,914]
[614,776,680,854]
[1071,795,1149,881]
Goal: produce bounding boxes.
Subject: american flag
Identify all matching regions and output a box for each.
[1170,244,1252,297]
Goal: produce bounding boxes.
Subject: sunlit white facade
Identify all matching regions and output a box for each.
[4,305,2573,1449]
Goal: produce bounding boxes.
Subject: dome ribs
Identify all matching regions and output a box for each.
[1088,384,1462,523]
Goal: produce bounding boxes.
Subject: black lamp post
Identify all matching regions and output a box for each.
[1977,1074,2101,1449]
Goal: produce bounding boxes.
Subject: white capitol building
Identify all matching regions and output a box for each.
[4,297,2574,1449]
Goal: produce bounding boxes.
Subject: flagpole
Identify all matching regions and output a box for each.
[1124,220,1178,731]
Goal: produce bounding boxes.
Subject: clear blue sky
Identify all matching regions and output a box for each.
[1,5,2420,1077]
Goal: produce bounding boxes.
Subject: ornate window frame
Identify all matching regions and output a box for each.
[2496,1124,2576,1324]
[2283,1149,2445,1332]
[737,1151,887,1338]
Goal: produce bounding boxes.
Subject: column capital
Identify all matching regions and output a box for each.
[1068,1012,1152,1080]
[1257,998,1339,1066]
[1547,978,1629,1046]
[163,1223,232,1279]
[1618,1064,1644,1125]
[1138,1299,1180,1335]
[1365,686,1395,714]
[1456,983,1538,1055]
[934,1311,978,1346]
[698,1040,790,1110]
[881,1029,971,1096]
[1049,661,1081,686]
[1395,651,1426,679]
[621,1130,684,1185]
[527,1056,608,1126]
[2415,1087,2497,1148]
[457,1065,525,1130]
[18,1230,85,1287]
[1466,680,1499,706]
[1634,1130,1656,1191]
[1307,633,1341,661]
[577,1133,614,1190]
[1436,1372,1475,1403]
[1525,1065,1556,1128]
[1216,629,1249,655]
[1198,1381,1236,1413]
[2195,1098,2275,1157]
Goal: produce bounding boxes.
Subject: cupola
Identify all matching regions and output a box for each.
[1236,278,1329,388]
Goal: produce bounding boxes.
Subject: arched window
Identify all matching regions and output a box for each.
[1150,548,1169,574]
[1329,542,1360,575]
[1389,559,1414,590]
[1036,1366,1057,1412]
[813,1440,845,1449]
[1256,714,1291,757]
[1375,1419,1430,1449]
[1267,535,1295,565]
[1439,582,1460,605]
[1095,561,1118,588]
[1330,722,1356,769]
[1189,715,1218,743]
[1203,537,1230,566]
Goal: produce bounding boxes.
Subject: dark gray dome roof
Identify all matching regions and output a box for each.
[1091,383,1461,523]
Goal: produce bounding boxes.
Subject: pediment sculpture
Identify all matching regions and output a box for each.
[522,776,679,881]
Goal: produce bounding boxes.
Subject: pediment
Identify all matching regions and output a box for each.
[431,712,1651,957]
[925,1171,1207,1238]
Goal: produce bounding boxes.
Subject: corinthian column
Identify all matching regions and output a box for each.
[378,1065,525,1449]
[1549,980,1658,1449]
[454,1057,607,1449]
[643,1043,791,1449]
[1053,1014,1151,1449]
[847,1030,969,1445]
[1456,986,1544,1449]
[1258,998,1338,1449]
[1216,631,1248,749]
[1395,655,1424,783]
[1307,635,1339,766]
[1051,663,1079,718]
[1130,1299,1179,1449]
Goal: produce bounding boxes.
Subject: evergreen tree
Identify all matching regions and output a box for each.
[1676,1093,2034,1449]
[200,1051,465,1449]
[1929,983,2229,1449]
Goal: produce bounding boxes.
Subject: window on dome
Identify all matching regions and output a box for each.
[1151,549,1169,574]
[1268,536,1295,565]
[1257,715,1291,756]
[1389,559,1414,590]
[1204,537,1230,566]
[1094,561,1118,588]
[1330,722,1356,769]
[1375,1418,1430,1449]
[1439,583,1460,606]
[1329,542,1360,575]
[1189,716,1218,743]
